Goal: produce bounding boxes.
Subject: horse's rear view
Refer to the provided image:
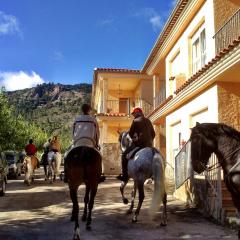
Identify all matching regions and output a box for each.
[65,146,102,240]
[119,131,167,225]
[23,155,38,185]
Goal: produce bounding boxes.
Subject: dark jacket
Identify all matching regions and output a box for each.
[129,115,155,148]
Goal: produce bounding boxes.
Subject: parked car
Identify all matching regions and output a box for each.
[5,151,21,179]
[0,152,8,196]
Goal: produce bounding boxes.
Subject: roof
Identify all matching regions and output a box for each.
[94,68,140,74]
[141,0,189,73]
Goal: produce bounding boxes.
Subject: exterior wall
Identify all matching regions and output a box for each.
[165,85,219,198]
[213,0,239,32]
[165,0,215,97]
[140,79,153,104]
[218,82,240,130]
[101,143,121,175]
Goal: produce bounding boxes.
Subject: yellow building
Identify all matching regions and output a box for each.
[92,68,152,174]
[92,0,240,222]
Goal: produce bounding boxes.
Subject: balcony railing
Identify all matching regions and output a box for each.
[154,86,166,107]
[133,98,153,116]
[100,98,153,116]
[213,9,240,54]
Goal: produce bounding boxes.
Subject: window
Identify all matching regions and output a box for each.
[192,29,206,74]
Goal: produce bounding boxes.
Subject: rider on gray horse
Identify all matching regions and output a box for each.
[117,107,155,182]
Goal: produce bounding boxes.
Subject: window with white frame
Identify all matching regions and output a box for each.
[169,50,181,94]
[192,27,206,75]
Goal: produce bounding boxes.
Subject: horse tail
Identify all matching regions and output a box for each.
[150,150,165,216]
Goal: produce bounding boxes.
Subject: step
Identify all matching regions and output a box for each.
[222,198,235,207]
[225,216,240,228]
[224,207,237,217]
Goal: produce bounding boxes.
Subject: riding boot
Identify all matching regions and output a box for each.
[116,153,128,182]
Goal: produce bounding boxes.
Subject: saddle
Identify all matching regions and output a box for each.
[126,147,140,160]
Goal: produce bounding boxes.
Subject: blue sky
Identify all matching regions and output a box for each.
[0,0,177,91]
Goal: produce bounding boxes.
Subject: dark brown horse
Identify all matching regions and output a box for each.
[65,146,102,240]
[190,122,240,239]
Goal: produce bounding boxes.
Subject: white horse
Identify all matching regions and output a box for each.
[23,155,38,186]
[47,151,61,183]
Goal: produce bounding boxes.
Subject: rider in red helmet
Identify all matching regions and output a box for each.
[117,107,155,182]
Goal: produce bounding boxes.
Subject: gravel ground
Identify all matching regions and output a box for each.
[0,167,238,240]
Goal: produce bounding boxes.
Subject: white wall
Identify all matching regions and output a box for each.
[165,0,215,97]
[166,85,219,168]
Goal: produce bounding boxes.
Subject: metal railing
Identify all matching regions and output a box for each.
[174,139,222,221]
[99,98,153,116]
[134,98,153,116]
[106,99,130,114]
[154,85,166,107]
[213,9,240,54]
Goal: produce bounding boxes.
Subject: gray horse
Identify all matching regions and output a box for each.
[119,131,167,225]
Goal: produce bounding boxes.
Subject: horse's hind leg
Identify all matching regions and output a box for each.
[161,192,167,226]
[82,184,90,222]
[127,183,137,215]
[70,187,80,240]
[120,181,129,204]
[132,181,144,223]
[86,186,97,231]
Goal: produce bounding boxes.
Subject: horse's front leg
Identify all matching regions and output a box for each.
[127,183,137,214]
[120,181,129,204]
[161,192,167,226]
[82,184,90,222]
[86,186,98,231]
[70,187,80,240]
[132,181,144,223]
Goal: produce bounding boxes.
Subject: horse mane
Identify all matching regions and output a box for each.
[196,123,240,141]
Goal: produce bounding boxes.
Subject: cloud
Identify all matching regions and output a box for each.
[0,71,45,91]
[53,51,64,61]
[133,8,163,32]
[0,11,21,36]
[98,18,114,26]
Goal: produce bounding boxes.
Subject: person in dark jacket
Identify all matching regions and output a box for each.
[117,107,155,182]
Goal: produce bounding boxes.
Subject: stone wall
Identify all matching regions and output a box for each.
[213,0,239,32]
[101,143,121,175]
[218,82,240,130]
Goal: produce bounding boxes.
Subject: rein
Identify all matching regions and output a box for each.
[223,145,240,174]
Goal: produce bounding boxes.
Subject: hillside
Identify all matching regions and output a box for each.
[6,83,92,150]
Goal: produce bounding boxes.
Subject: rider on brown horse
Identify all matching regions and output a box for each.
[64,103,105,183]
[25,139,40,168]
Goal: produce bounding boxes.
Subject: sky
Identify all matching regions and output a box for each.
[0,0,177,91]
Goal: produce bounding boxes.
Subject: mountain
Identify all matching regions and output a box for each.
[6,82,92,150]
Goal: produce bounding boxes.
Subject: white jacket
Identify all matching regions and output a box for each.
[73,115,100,148]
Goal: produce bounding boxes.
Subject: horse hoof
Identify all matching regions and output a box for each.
[126,209,132,215]
[81,215,86,222]
[86,225,91,231]
[132,218,137,223]
[70,216,74,222]
[123,198,128,205]
[160,222,167,227]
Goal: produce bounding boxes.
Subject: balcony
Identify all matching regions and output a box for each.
[154,86,166,107]
[213,9,240,54]
[100,98,153,116]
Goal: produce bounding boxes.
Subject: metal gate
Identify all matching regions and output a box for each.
[175,140,192,189]
[175,140,222,221]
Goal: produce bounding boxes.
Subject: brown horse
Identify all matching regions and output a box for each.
[23,155,38,185]
[65,146,102,240]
